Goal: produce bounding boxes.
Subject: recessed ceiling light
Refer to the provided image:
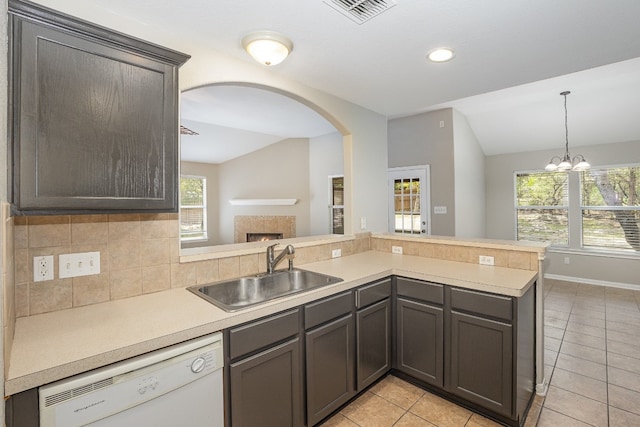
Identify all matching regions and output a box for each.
[427,47,455,63]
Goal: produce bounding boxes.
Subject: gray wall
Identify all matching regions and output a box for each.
[453,110,486,238]
[309,132,343,235]
[486,140,640,287]
[217,138,310,244]
[388,109,455,236]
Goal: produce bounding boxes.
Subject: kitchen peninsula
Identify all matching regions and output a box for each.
[5,234,547,426]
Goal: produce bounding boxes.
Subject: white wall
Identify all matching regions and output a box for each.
[486,140,640,287]
[388,109,455,236]
[452,110,486,238]
[309,132,343,235]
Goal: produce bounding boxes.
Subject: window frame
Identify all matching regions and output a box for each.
[179,175,208,242]
[514,170,570,247]
[579,164,640,253]
[514,164,640,258]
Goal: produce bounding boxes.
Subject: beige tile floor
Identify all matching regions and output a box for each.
[320,279,640,427]
[538,279,640,427]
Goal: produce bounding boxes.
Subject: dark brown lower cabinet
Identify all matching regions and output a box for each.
[229,339,303,427]
[449,311,513,416]
[222,276,534,427]
[306,314,355,426]
[395,297,444,387]
[356,298,391,390]
[225,308,304,427]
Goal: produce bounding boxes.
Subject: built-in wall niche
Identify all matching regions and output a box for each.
[235,216,296,244]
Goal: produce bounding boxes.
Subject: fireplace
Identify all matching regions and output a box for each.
[234,215,296,243]
[246,232,284,242]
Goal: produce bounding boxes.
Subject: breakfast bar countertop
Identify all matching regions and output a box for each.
[5,250,538,396]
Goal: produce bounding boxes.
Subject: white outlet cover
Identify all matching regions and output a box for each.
[332,249,342,258]
[34,255,54,282]
[479,255,495,266]
[392,246,403,254]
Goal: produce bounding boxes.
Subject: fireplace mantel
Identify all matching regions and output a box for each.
[229,199,297,206]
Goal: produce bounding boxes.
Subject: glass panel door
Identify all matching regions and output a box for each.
[330,176,344,234]
[388,167,430,235]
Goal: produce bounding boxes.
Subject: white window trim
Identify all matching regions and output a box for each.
[180,175,208,242]
[387,165,431,236]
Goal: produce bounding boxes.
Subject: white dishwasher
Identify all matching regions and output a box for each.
[39,333,224,427]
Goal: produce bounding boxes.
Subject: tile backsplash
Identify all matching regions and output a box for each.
[13,214,371,317]
[12,213,540,319]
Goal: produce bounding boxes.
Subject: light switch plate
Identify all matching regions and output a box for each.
[434,206,447,214]
[59,252,101,278]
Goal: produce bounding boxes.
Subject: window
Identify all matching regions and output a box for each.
[180,176,207,241]
[581,166,640,251]
[515,171,569,245]
[330,176,344,234]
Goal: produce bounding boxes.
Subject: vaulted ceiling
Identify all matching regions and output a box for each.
[30,0,640,160]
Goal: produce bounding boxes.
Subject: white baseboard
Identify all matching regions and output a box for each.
[544,273,639,291]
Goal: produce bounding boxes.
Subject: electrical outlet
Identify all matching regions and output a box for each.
[34,255,54,282]
[392,246,403,254]
[564,257,570,265]
[59,252,101,278]
[479,255,495,266]
[332,249,342,258]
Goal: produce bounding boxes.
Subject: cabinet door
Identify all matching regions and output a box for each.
[306,314,355,426]
[395,297,444,387]
[449,311,513,417]
[10,4,187,212]
[356,298,391,390]
[230,338,303,427]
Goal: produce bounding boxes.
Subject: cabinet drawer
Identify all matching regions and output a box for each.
[229,309,300,360]
[305,291,353,330]
[356,278,391,309]
[450,288,512,322]
[396,277,443,304]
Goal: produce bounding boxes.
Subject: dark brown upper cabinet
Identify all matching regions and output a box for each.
[8,0,190,214]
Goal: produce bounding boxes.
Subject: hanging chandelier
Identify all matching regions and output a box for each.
[545,91,590,172]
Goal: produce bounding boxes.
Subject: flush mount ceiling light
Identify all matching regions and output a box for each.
[427,47,455,63]
[545,91,591,172]
[242,31,293,66]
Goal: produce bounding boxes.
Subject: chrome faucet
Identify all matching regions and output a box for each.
[266,243,295,274]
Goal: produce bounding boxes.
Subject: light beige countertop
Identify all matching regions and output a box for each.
[6,250,537,396]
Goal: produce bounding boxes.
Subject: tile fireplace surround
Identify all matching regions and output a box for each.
[234,215,296,243]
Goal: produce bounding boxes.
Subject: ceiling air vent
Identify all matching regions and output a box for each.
[323,0,397,24]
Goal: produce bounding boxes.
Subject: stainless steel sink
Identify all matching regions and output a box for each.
[188,268,343,312]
